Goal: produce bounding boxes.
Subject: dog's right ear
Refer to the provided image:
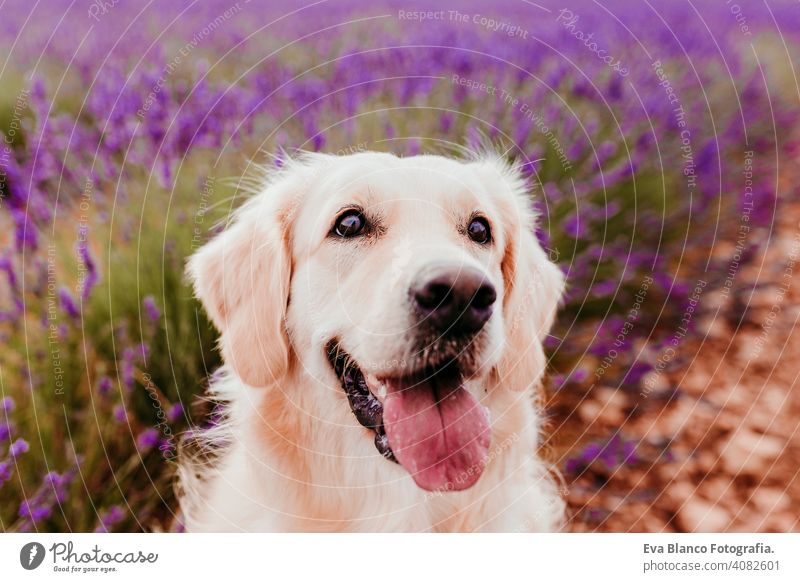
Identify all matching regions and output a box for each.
[187,161,314,387]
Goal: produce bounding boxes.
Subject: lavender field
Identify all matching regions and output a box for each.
[0,0,798,532]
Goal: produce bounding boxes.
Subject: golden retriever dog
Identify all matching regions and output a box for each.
[178,150,565,532]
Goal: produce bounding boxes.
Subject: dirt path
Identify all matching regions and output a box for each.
[556,197,800,532]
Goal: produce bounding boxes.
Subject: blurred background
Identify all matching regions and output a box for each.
[0,0,798,532]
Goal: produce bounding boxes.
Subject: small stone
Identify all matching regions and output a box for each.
[723,429,784,475]
[676,498,732,532]
[751,487,790,514]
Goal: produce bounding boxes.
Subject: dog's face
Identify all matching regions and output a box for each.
[189,152,563,493]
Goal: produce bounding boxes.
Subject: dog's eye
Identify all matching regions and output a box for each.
[333,210,366,238]
[467,217,491,244]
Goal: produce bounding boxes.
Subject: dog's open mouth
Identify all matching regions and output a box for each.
[326,341,491,492]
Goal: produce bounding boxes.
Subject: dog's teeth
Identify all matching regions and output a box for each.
[366,374,387,399]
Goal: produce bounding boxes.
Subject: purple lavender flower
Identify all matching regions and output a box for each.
[571,369,589,383]
[44,471,72,503]
[121,347,136,388]
[623,361,653,386]
[97,376,113,395]
[58,287,80,319]
[9,438,29,457]
[439,113,453,133]
[142,295,161,322]
[565,435,638,475]
[563,213,586,239]
[78,243,99,300]
[113,405,127,423]
[543,335,561,350]
[137,428,159,450]
[591,280,617,297]
[18,466,76,525]
[0,460,12,483]
[0,257,18,290]
[95,505,125,532]
[19,500,52,522]
[167,403,184,423]
[11,208,38,251]
[1,396,13,413]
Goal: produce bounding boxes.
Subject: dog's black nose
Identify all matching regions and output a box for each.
[412,266,496,335]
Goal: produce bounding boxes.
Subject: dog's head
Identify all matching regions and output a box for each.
[189,151,563,492]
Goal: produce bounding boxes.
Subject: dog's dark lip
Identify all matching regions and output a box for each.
[326,341,396,463]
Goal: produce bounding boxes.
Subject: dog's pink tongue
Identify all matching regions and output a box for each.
[382,377,490,492]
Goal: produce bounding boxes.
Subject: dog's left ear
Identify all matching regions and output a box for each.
[187,162,312,387]
[501,222,564,344]
[474,155,565,391]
